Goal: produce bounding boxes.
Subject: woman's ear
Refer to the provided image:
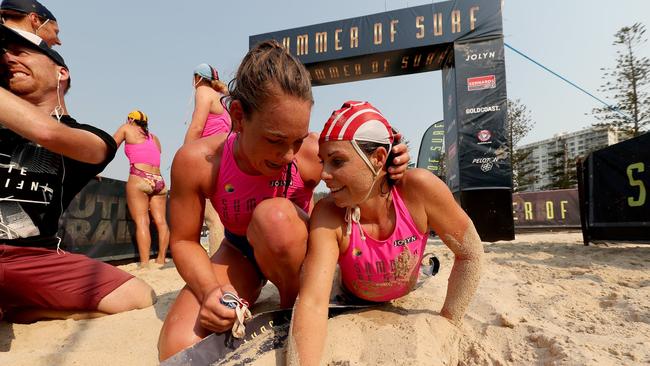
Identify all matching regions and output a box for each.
[229,100,244,133]
[372,147,389,171]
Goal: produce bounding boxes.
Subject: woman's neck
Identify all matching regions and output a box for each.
[356,176,391,222]
[232,134,262,175]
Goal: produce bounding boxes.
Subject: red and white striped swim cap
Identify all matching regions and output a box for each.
[319,101,394,145]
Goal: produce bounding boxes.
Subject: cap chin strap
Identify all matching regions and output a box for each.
[344,140,391,241]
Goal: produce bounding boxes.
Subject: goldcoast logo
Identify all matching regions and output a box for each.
[224,183,235,193]
[353,248,363,257]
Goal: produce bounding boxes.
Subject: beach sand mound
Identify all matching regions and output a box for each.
[1,232,649,365]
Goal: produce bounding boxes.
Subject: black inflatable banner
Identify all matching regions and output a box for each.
[252,0,513,241]
[416,121,445,175]
[579,133,650,243]
[57,177,160,261]
[512,189,580,228]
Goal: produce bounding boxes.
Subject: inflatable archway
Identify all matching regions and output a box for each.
[251,0,513,241]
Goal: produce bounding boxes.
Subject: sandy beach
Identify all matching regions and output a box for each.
[1,231,648,365]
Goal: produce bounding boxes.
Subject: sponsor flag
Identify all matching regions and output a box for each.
[417,121,445,176]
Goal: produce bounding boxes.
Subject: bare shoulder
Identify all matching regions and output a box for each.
[296,132,322,188]
[398,169,452,204]
[300,132,320,158]
[310,195,346,228]
[172,133,228,195]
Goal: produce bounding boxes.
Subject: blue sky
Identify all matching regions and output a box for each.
[45,0,650,182]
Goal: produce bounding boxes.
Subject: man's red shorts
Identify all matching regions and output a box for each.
[0,244,133,312]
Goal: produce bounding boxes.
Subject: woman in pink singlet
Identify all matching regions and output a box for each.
[183,63,231,256]
[183,63,231,143]
[113,110,169,268]
[288,101,484,365]
[157,42,412,360]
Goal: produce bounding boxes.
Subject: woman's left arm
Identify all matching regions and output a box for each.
[287,200,341,366]
[408,169,484,324]
[184,89,211,144]
[153,134,162,152]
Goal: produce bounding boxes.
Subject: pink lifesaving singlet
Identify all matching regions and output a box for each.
[338,186,427,302]
[211,133,313,236]
[124,133,161,167]
[201,111,232,137]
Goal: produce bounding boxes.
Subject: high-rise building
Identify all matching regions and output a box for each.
[515,126,630,191]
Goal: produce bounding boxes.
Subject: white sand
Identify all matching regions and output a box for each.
[1,232,649,365]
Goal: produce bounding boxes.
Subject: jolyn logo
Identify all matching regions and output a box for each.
[465,50,496,62]
[393,235,417,247]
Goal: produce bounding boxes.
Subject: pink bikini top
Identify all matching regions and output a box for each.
[211,133,313,236]
[201,110,232,137]
[124,133,161,167]
[338,186,427,302]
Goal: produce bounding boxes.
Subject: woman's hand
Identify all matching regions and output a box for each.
[198,284,238,333]
[388,132,411,180]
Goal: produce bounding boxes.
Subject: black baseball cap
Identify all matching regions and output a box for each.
[0,24,66,68]
[0,0,56,21]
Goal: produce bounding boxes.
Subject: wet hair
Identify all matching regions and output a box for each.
[133,119,149,137]
[356,133,402,189]
[227,40,313,116]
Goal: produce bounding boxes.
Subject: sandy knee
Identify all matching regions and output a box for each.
[249,198,307,250]
[98,277,156,313]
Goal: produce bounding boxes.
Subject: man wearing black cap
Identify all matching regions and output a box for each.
[0,0,60,46]
[0,25,156,323]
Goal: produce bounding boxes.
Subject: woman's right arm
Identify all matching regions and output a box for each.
[287,200,341,366]
[183,88,211,144]
[112,125,126,147]
[169,138,237,332]
[168,143,220,297]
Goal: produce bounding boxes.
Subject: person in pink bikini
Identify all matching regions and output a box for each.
[113,110,169,268]
[157,41,411,360]
[183,63,231,255]
[183,63,231,143]
[288,101,484,365]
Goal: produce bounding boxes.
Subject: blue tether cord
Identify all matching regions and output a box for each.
[504,42,632,122]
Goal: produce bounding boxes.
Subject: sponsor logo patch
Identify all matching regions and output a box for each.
[477,130,492,144]
[467,75,496,91]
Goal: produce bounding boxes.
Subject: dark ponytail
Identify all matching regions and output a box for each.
[133,119,149,137]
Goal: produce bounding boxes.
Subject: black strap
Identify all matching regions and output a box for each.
[283,162,294,197]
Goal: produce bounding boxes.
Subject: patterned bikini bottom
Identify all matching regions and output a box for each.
[129,165,166,195]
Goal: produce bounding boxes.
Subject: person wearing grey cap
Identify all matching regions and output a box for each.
[0,25,156,323]
[0,0,60,46]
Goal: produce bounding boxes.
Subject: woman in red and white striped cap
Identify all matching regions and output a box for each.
[288,101,484,366]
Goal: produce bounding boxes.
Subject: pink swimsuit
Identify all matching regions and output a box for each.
[124,133,161,167]
[211,133,312,236]
[201,111,232,137]
[339,187,427,302]
[124,134,165,195]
